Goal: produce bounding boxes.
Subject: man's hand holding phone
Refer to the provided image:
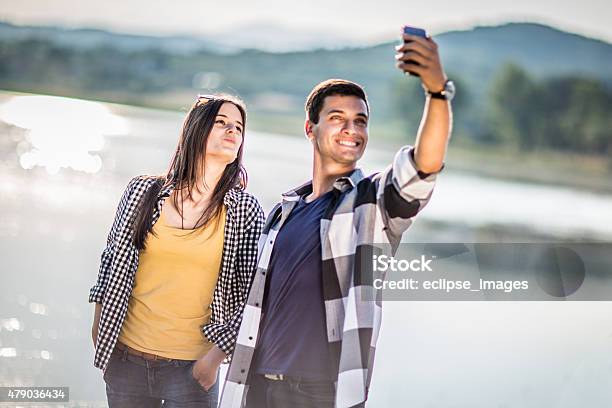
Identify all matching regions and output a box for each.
[395,26,448,94]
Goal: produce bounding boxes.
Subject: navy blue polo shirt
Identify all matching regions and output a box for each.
[254,190,335,381]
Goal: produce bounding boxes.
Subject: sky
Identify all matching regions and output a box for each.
[0,0,611,44]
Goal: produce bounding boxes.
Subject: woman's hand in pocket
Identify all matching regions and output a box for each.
[192,346,225,390]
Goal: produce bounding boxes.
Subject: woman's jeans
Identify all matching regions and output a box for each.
[104,347,219,408]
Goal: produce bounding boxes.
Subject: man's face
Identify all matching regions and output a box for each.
[307,95,369,168]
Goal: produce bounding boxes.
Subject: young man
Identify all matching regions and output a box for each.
[220,33,454,408]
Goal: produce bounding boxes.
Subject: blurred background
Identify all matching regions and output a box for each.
[0,0,611,406]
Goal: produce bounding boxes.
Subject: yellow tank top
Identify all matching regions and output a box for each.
[118,206,225,360]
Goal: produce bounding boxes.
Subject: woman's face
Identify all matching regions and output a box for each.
[205,102,244,164]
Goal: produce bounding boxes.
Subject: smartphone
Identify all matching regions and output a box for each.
[402,25,428,76]
[403,26,427,39]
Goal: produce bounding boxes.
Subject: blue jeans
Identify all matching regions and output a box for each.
[104,347,219,408]
[245,374,335,408]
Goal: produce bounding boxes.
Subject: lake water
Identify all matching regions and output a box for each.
[1,93,611,407]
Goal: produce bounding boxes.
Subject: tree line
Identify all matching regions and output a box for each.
[392,63,612,155]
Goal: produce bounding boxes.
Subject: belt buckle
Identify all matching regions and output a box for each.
[264,373,285,381]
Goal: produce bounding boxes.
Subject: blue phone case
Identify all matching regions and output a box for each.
[401,26,428,76]
[403,26,427,38]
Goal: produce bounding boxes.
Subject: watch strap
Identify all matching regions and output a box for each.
[427,91,448,100]
[424,80,450,100]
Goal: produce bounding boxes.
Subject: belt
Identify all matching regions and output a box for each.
[262,373,336,387]
[115,342,174,362]
[263,374,286,381]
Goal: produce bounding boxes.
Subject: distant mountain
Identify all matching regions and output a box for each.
[436,22,612,85]
[214,22,612,112]
[0,21,230,54]
[316,22,612,109]
[0,20,359,53]
[1,21,610,113]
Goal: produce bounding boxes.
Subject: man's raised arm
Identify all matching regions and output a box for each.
[395,32,453,174]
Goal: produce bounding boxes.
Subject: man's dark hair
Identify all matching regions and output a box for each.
[305,79,369,124]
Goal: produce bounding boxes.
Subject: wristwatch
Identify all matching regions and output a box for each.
[424,80,455,101]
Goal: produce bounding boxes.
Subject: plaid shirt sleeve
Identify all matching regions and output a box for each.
[88,177,139,304]
[202,196,265,355]
[379,145,442,238]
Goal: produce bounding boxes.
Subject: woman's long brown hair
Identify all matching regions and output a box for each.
[132,95,247,250]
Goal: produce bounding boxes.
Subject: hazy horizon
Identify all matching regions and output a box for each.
[1,0,611,46]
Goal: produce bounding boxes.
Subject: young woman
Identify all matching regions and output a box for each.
[89,94,264,407]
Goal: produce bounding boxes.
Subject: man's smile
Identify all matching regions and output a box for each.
[335,137,362,148]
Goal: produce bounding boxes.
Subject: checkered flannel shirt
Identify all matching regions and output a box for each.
[219,146,441,408]
[89,175,264,371]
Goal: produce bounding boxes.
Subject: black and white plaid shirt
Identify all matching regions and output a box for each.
[219,146,441,408]
[89,175,264,371]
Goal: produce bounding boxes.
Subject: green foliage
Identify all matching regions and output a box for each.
[391,73,469,137]
[486,63,612,154]
[487,63,537,148]
[390,76,424,134]
[539,77,612,153]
